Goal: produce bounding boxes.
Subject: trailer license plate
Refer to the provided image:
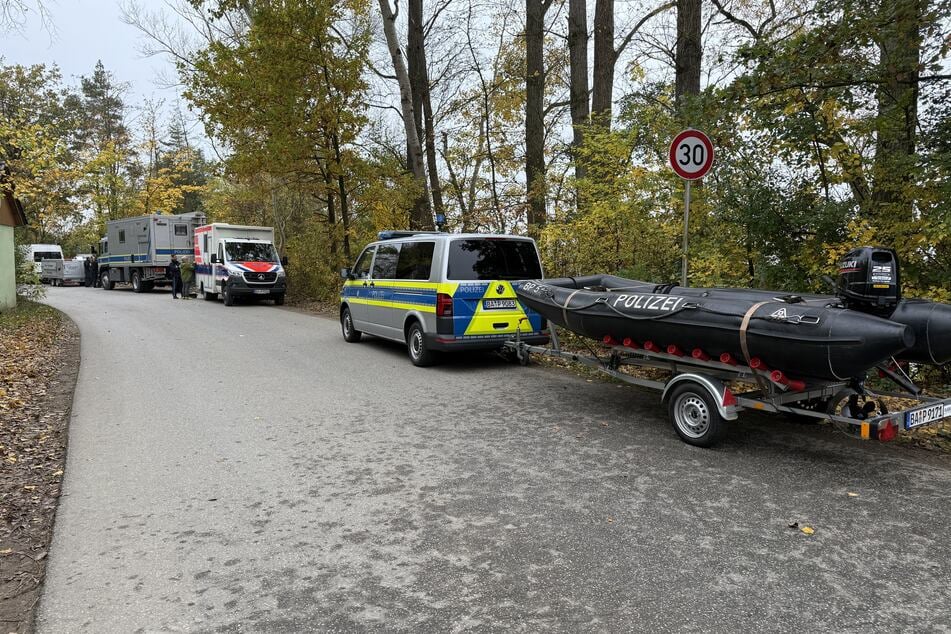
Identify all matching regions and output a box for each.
[905,404,951,430]
[483,299,516,310]
[253,289,270,295]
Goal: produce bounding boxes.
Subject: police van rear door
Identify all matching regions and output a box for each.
[445,237,545,338]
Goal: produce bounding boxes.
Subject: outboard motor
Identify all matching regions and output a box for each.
[836,247,901,317]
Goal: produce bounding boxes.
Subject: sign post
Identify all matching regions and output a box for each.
[668,129,714,287]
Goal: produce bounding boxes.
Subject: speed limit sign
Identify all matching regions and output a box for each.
[668,129,714,180]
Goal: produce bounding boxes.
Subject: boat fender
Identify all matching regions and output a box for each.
[662,374,739,421]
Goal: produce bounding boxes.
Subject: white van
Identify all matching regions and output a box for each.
[22,244,64,273]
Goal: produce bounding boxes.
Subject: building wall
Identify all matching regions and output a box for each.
[0,225,16,311]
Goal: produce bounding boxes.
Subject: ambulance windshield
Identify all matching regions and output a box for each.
[226,242,279,263]
[447,239,542,281]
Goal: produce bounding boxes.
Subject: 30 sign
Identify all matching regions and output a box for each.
[668,129,714,180]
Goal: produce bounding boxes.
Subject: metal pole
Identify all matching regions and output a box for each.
[681,178,691,287]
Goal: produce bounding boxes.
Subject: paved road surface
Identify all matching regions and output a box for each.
[38,285,951,632]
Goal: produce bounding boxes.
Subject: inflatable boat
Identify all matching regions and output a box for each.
[515,248,946,383]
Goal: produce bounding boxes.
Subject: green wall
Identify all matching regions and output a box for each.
[0,225,16,311]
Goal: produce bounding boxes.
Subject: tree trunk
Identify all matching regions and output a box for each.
[591,0,614,127]
[525,0,548,230]
[568,0,590,184]
[378,0,432,229]
[675,0,701,115]
[872,0,922,227]
[331,132,352,262]
[408,0,445,219]
[322,167,338,262]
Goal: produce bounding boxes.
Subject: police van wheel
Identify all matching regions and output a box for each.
[407,322,435,367]
[274,294,285,306]
[223,286,235,306]
[100,271,113,290]
[131,271,143,293]
[341,307,362,343]
[201,285,217,301]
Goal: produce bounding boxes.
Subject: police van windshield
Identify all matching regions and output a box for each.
[447,239,542,281]
[226,242,279,263]
[33,251,61,261]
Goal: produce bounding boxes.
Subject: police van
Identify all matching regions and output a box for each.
[340,232,550,365]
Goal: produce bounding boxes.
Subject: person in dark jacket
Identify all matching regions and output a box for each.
[83,257,93,287]
[91,255,100,287]
[168,254,183,299]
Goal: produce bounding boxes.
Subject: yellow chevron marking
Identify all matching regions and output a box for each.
[464,281,530,336]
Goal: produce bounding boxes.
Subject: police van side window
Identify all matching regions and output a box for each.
[371,244,400,279]
[352,247,375,279]
[395,241,435,280]
[119,230,126,243]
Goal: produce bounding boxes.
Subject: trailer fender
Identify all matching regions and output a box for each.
[662,374,739,421]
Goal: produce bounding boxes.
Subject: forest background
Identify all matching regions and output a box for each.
[2,0,950,303]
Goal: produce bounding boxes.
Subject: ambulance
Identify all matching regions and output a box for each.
[340,232,550,366]
[193,223,287,306]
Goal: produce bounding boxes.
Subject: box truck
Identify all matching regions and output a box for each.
[194,223,287,306]
[98,212,205,292]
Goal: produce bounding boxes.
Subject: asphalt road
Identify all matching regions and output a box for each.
[38,285,951,632]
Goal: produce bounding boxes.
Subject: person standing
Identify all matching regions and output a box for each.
[168,254,183,299]
[181,258,194,299]
[83,257,93,287]
[91,254,100,287]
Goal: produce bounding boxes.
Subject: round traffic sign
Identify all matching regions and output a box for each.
[668,129,714,180]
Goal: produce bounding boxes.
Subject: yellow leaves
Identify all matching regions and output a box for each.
[800,526,815,536]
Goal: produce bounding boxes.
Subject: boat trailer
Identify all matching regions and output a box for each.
[505,326,951,447]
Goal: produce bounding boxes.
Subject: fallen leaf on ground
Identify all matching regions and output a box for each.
[847,492,859,497]
[801,526,815,535]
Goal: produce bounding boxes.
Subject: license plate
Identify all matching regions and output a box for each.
[483,299,516,310]
[905,403,951,430]
[253,289,270,295]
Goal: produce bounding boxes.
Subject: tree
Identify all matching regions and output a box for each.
[525,0,549,230]
[592,0,674,128]
[0,63,81,241]
[76,61,133,223]
[379,0,433,229]
[567,0,589,182]
[675,0,700,115]
[407,0,444,219]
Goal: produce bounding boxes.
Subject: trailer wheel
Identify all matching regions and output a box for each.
[223,285,235,306]
[100,271,113,290]
[131,271,143,293]
[666,382,726,448]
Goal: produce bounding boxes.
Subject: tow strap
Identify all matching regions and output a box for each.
[740,301,772,396]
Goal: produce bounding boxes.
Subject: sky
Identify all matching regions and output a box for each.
[5,0,185,114]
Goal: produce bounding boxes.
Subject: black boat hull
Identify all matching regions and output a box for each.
[564,276,949,366]
[517,276,916,382]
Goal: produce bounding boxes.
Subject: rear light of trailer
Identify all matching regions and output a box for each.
[722,388,737,408]
[436,293,453,317]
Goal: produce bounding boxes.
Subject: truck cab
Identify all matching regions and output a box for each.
[194,223,287,306]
